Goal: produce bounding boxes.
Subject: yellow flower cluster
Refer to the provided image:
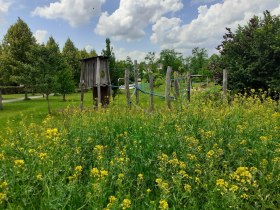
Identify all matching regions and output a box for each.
[14,159,25,167]
[230,167,253,184]
[93,144,105,160]
[68,165,83,181]
[90,167,108,179]
[156,178,169,193]
[46,128,59,139]
[159,199,169,210]
[121,198,131,210]
[0,181,8,204]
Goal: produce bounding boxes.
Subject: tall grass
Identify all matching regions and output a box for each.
[0,90,279,209]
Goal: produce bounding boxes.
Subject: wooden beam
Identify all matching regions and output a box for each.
[165,66,172,109]
[134,60,139,105]
[125,68,131,109]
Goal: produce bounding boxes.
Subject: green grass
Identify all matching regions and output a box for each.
[0,88,279,209]
[2,93,41,100]
[0,93,94,130]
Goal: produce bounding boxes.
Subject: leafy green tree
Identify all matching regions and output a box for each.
[29,37,62,114]
[62,38,80,85]
[158,49,184,74]
[102,38,118,97]
[2,17,36,99]
[207,54,223,83]
[186,47,209,75]
[217,11,280,92]
[56,66,75,101]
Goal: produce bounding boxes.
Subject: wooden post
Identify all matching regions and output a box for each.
[165,66,172,109]
[125,68,131,109]
[187,72,191,102]
[96,57,101,107]
[223,69,228,100]
[80,81,84,111]
[174,71,180,99]
[134,60,139,105]
[149,74,154,111]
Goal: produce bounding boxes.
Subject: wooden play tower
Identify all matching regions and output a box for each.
[80,56,112,107]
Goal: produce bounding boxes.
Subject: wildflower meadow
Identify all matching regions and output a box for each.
[0,91,279,209]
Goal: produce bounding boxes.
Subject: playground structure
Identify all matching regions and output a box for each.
[79,58,228,110]
[80,56,112,108]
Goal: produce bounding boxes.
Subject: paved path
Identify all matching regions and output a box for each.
[2,95,45,103]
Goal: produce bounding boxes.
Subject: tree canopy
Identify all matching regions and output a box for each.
[218,11,280,92]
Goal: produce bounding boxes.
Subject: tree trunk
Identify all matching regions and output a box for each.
[24,88,28,100]
[46,94,51,114]
[0,89,3,110]
[63,94,66,102]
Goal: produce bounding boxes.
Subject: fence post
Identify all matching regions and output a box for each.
[125,68,131,109]
[96,57,101,107]
[80,81,85,111]
[223,69,228,100]
[149,74,154,111]
[165,66,172,109]
[174,71,180,99]
[187,72,191,102]
[134,60,139,105]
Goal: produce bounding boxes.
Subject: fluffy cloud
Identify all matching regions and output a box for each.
[32,0,105,27]
[114,46,147,61]
[34,30,49,44]
[0,0,13,24]
[151,0,280,55]
[95,0,183,41]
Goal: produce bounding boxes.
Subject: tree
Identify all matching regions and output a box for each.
[186,47,209,76]
[217,11,280,92]
[207,54,223,83]
[158,49,184,74]
[62,38,80,85]
[2,17,36,99]
[29,37,62,114]
[56,66,75,101]
[102,38,117,97]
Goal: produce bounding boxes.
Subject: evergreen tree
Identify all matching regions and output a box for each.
[102,38,117,97]
[62,38,80,85]
[2,17,36,99]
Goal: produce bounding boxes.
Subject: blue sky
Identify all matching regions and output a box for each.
[1,0,280,61]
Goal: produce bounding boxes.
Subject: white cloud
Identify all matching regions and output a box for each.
[34,30,48,44]
[151,0,280,55]
[32,0,105,27]
[0,0,13,24]
[95,0,183,41]
[114,46,147,62]
[85,45,94,52]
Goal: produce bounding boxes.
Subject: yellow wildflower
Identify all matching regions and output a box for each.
[109,195,117,203]
[36,174,43,181]
[0,192,7,204]
[100,170,108,178]
[240,193,249,199]
[229,185,239,192]
[159,199,169,210]
[121,198,131,209]
[14,159,25,167]
[184,184,192,192]
[216,179,228,189]
[90,168,100,177]
[75,166,83,173]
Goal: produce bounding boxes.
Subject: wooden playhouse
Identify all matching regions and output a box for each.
[80,56,112,106]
